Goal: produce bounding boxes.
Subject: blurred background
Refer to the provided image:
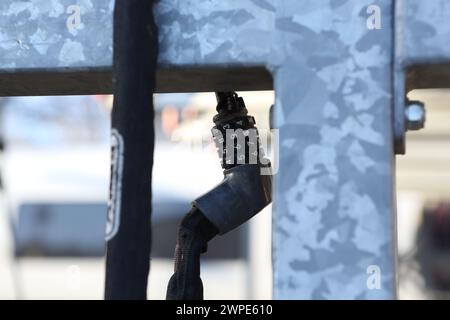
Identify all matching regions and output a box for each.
[0,92,273,300]
[0,89,449,300]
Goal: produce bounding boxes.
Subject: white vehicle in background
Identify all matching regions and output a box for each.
[0,95,270,299]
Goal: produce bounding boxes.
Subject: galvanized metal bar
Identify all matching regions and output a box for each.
[270,0,397,299]
[396,0,450,66]
[0,0,274,95]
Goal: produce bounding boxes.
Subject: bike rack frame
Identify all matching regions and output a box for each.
[1,0,450,299]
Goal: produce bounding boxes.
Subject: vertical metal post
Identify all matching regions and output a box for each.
[270,0,397,299]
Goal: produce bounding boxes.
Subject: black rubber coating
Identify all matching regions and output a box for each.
[166,208,219,300]
[194,164,272,235]
[104,0,158,300]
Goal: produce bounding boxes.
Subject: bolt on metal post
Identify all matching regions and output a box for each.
[405,100,426,131]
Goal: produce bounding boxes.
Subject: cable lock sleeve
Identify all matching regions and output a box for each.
[166,208,219,300]
[166,93,272,300]
[104,0,158,300]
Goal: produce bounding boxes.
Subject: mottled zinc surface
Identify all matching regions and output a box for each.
[397,0,450,66]
[156,0,274,66]
[270,0,396,299]
[0,0,400,299]
[0,0,274,70]
[0,0,114,69]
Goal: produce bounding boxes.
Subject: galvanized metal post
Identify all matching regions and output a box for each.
[269,0,397,299]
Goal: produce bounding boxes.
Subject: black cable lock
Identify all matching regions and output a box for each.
[104,0,158,300]
[166,92,272,300]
